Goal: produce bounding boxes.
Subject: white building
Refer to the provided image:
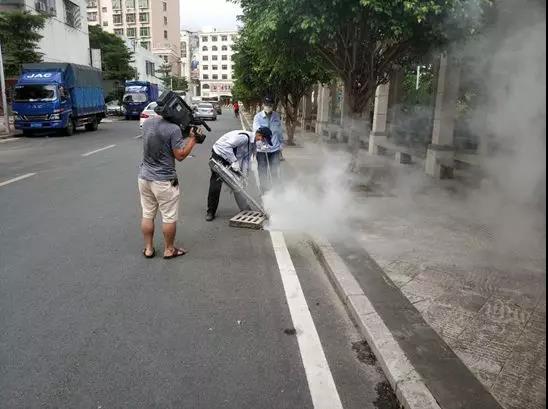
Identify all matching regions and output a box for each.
[180,30,199,97]
[123,38,163,85]
[0,0,92,66]
[198,29,238,101]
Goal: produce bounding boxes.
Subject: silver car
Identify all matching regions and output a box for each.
[194,102,217,121]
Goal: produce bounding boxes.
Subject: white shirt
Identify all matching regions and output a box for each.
[212,130,255,174]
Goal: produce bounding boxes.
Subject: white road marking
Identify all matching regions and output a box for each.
[270,231,344,409]
[81,144,116,157]
[0,173,36,188]
[0,137,21,144]
[134,134,143,139]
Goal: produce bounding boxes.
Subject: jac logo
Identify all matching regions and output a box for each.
[25,73,53,79]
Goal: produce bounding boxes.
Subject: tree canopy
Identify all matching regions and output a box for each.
[89,26,136,82]
[0,11,47,77]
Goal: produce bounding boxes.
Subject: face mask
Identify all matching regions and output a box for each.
[256,140,266,150]
[263,105,273,113]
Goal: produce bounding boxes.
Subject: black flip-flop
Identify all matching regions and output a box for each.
[163,248,187,260]
[143,248,156,259]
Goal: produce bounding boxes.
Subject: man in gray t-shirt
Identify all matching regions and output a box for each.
[138,117,200,259]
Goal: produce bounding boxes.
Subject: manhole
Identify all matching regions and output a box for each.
[229,210,266,230]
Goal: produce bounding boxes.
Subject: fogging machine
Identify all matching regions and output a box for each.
[154,91,210,142]
[208,157,268,217]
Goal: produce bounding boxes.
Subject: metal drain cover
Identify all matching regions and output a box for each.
[229,210,267,230]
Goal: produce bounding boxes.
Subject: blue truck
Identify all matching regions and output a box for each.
[122,81,159,120]
[13,63,106,136]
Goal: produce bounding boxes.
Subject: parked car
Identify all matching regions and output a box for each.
[106,101,125,116]
[213,102,222,115]
[139,102,159,128]
[194,102,217,121]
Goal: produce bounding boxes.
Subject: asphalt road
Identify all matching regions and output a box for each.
[0,113,389,408]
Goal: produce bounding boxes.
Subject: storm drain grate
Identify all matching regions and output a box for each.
[229,210,267,230]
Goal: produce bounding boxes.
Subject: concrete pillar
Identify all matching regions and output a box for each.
[425,53,460,178]
[300,93,313,131]
[316,84,330,137]
[369,83,390,155]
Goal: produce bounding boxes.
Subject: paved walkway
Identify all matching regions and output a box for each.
[265,124,546,409]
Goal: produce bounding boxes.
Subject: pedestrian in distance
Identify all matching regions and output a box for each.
[138,116,204,259]
[233,101,240,118]
[253,96,284,193]
[206,127,273,221]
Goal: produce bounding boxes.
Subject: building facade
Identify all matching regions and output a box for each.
[0,0,91,66]
[123,38,163,84]
[180,29,199,97]
[85,0,180,75]
[198,29,238,100]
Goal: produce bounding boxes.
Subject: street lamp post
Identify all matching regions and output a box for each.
[0,42,11,135]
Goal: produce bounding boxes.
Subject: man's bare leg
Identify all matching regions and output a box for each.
[141,218,155,256]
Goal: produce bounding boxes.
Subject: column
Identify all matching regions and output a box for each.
[369,82,390,155]
[425,52,460,178]
[316,84,330,137]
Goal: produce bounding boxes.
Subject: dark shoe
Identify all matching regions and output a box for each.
[143,248,156,259]
[163,247,187,260]
[205,213,215,222]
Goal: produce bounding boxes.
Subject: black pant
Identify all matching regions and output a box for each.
[207,151,250,216]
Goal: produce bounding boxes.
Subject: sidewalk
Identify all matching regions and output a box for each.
[274,128,546,409]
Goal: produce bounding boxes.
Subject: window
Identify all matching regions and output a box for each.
[222,74,228,80]
[163,30,168,39]
[126,27,136,37]
[112,0,121,9]
[126,0,135,8]
[64,0,82,29]
[202,84,210,89]
[221,45,227,51]
[126,13,136,23]
[102,7,107,12]
[87,0,97,7]
[139,0,149,8]
[202,46,208,51]
[211,36,218,42]
[212,55,218,61]
[203,65,209,70]
[36,0,56,15]
[102,21,108,26]
[203,74,209,80]
[113,14,122,25]
[201,36,208,42]
[163,2,167,11]
[140,26,150,37]
[221,65,227,70]
[141,41,150,50]
[87,12,97,21]
[203,56,209,61]
[212,65,218,70]
[139,12,149,22]
[221,55,227,61]
[212,74,218,80]
[221,35,227,41]
[145,61,155,75]
[114,28,124,36]
[212,46,218,51]
[164,16,168,25]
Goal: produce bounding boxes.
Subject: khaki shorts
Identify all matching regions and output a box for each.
[138,179,180,223]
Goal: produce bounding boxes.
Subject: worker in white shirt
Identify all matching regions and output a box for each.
[206,127,273,221]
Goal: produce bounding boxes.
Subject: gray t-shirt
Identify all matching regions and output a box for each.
[139,117,185,181]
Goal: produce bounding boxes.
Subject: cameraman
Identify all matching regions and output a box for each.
[206,127,272,221]
[138,115,203,259]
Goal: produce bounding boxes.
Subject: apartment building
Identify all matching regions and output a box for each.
[86,0,180,75]
[180,30,199,96]
[0,0,91,66]
[198,29,238,100]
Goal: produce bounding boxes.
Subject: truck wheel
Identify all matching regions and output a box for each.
[64,119,75,136]
[85,118,99,132]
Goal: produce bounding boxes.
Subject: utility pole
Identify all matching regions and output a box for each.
[0,42,10,135]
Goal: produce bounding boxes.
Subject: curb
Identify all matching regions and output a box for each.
[311,236,442,409]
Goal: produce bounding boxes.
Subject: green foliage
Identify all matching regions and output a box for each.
[239,0,490,114]
[0,11,47,77]
[156,62,189,91]
[89,25,136,82]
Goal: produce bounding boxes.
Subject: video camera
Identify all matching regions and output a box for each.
[154,91,210,143]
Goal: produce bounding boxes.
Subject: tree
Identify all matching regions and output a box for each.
[0,11,47,76]
[239,0,490,160]
[89,26,135,82]
[234,1,333,144]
